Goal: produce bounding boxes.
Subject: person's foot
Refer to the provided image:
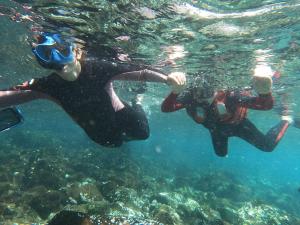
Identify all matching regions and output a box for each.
[281,115,294,124]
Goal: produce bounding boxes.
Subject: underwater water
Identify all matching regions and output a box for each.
[0,0,300,224]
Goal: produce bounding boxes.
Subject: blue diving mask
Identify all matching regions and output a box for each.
[32,33,75,70]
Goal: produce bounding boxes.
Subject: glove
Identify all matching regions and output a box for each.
[253,65,273,94]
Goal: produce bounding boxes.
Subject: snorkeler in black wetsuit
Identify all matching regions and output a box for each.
[0,33,186,147]
[161,69,292,157]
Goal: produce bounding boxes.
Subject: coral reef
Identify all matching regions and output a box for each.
[0,133,299,225]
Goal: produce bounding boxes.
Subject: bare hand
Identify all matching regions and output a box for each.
[166,72,186,94]
[253,65,273,94]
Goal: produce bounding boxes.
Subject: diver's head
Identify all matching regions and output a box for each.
[191,78,216,104]
[32,33,75,71]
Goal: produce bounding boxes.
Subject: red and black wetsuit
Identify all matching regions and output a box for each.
[7,57,151,147]
[162,90,289,156]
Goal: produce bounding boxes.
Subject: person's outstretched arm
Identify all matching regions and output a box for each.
[112,70,186,88]
[112,69,169,83]
[112,69,186,109]
[231,69,274,110]
[161,91,205,123]
[0,81,51,109]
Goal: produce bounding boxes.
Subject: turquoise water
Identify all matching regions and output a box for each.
[1,0,300,224]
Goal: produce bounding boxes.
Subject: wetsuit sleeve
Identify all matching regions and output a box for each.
[231,91,274,110]
[0,80,50,109]
[111,69,168,83]
[161,92,185,112]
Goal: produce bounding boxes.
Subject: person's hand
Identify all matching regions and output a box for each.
[166,72,186,94]
[253,65,273,95]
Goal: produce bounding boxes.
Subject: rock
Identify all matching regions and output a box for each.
[2,204,15,218]
[47,210,97,225]
[152,192,184,206]
[218,206,239,224]
[0,182,14,198]
[113,187,137,203]
[153,204,183,225]
[28,188,67,219]
[237,202,292,224]
[177,200,207,224]
[87,200,110,215]
[98,180,118,201]
[66,179,103,203]
[22,158,64,190]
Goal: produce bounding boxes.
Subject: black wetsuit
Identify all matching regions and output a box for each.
[162,90,289,156]
[12,57,150,147]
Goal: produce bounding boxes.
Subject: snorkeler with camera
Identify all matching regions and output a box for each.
[161,65,292,156]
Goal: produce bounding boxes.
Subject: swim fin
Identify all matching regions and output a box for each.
[0,107,24,132]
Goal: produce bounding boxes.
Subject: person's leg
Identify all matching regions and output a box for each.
[116,102,150,141]
[71,102,123,147]
[209,129,229,157]
[235,119,289,152]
